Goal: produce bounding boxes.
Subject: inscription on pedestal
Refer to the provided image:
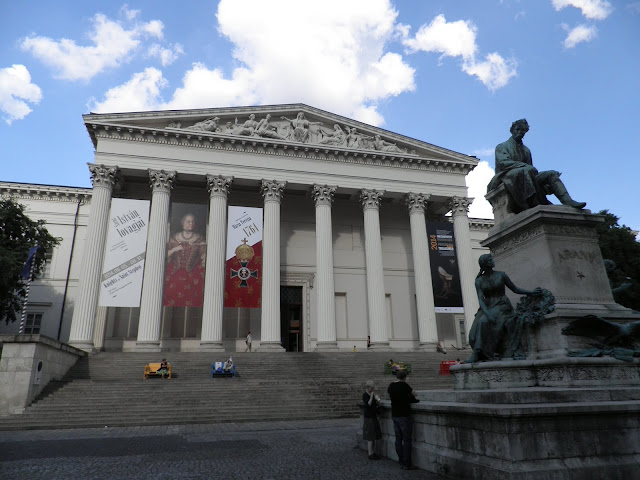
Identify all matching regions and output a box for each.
[556,249,599,263]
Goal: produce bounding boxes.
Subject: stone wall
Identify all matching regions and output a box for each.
[0,335,84,415]
[359,388,640,479]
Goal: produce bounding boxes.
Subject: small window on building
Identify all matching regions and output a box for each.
[40,247,54,278]
[24,313,43,334]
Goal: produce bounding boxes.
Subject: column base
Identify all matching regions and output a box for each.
[257,342,285,352]
[416,342,438,352]
[133,341,161,352]
[67,340,95,353]
[199,341,226,352]
[315,341,339,352]
[368,342,392,351]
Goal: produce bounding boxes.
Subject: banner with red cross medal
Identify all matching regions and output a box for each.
[224,206,263,308]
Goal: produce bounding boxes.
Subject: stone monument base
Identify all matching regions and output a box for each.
[452,356,640,389]
[361,380,640,479]
[481,203,639,359]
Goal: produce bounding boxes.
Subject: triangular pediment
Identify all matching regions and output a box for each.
[83,103,477,168]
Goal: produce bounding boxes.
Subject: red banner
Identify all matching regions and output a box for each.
[224,240,262,308]
[223,207,263,308]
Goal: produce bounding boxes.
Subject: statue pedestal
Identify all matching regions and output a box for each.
[485,184,518,224]
[365,380,640,479]
[482,203,637,359]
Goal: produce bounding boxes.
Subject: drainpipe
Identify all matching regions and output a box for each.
[57,197,82,341]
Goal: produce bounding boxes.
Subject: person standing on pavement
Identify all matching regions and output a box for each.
[362,380,382,460]
[245,331,253,352]
[387,370,419,470]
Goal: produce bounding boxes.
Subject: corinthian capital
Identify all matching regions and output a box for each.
[450,196,473,216]
[88,164,118,189]
[206,175,233,198]
[405,193,430,215]
[261,179,286,203]
[312,185,336,207]
[148,169,176,193]
[360,189,385,211]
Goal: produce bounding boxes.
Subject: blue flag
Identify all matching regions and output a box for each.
[20,246,39,279]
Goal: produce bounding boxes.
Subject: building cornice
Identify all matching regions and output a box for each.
[469,218,495,230]
[86,121,476,175]
[0,182,92,204]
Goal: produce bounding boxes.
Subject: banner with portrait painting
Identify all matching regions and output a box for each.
[163,203,208,307]
[224,206,263,308]
[427,221,464,313]
[99,198,150,307]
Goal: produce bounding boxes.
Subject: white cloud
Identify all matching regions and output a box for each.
[402,14,516,91]
[462,52,518,91]
[142,20,164,39]
[121,5,140,21]
[403,14,477,59]
[148,43,184,67]
[21,12,164,81]
[551,0,613,20]
[0,64,42,124]
[90,0,415,125]
[163,63,259,109]
[466,160,495,219]
[90,68,166,113]
[562,24,597,48]
[472,148,495,158]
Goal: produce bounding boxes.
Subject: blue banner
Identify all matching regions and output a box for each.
[19,246,39,279]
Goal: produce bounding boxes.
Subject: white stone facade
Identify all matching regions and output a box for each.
[1,104,493,352]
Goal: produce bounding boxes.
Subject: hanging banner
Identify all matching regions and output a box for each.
[427,221,464,313]
[224,206,263,308]
[163,203,208,307]
[99,198,150,307]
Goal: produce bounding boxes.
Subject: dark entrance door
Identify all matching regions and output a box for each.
[280,286,303,352]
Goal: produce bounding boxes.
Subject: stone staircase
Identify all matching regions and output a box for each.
[0,351,464,430]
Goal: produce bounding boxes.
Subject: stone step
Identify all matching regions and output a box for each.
[0,351,459,430]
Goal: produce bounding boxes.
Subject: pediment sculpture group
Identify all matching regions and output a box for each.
[167,111,410,153]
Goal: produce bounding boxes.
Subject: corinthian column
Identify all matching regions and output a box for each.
[200,175,233,352]
[136,170,176,351]
[360,189,390,350]
[313,185,338,351]
[259,180,286,352]
[450,197,478,342]
[68,164,118,352]
[406,193,438,350]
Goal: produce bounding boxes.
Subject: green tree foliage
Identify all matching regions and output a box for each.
[0,199,59,324]
[596,210,640,311]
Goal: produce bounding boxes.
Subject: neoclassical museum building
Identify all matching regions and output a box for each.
[0,104,493,353]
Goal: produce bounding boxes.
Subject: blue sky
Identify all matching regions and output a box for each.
[1,0,639,231]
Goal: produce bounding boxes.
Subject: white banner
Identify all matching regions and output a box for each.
[226,206,263,260]
[99,198,150,307]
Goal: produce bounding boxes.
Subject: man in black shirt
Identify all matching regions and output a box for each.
[387,370,418,470]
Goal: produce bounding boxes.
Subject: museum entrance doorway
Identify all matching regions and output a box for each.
[280,286,303,352]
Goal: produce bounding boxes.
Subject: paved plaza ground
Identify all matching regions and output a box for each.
[0,418,448,480]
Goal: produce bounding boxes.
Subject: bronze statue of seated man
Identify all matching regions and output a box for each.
[487,118,586,214]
